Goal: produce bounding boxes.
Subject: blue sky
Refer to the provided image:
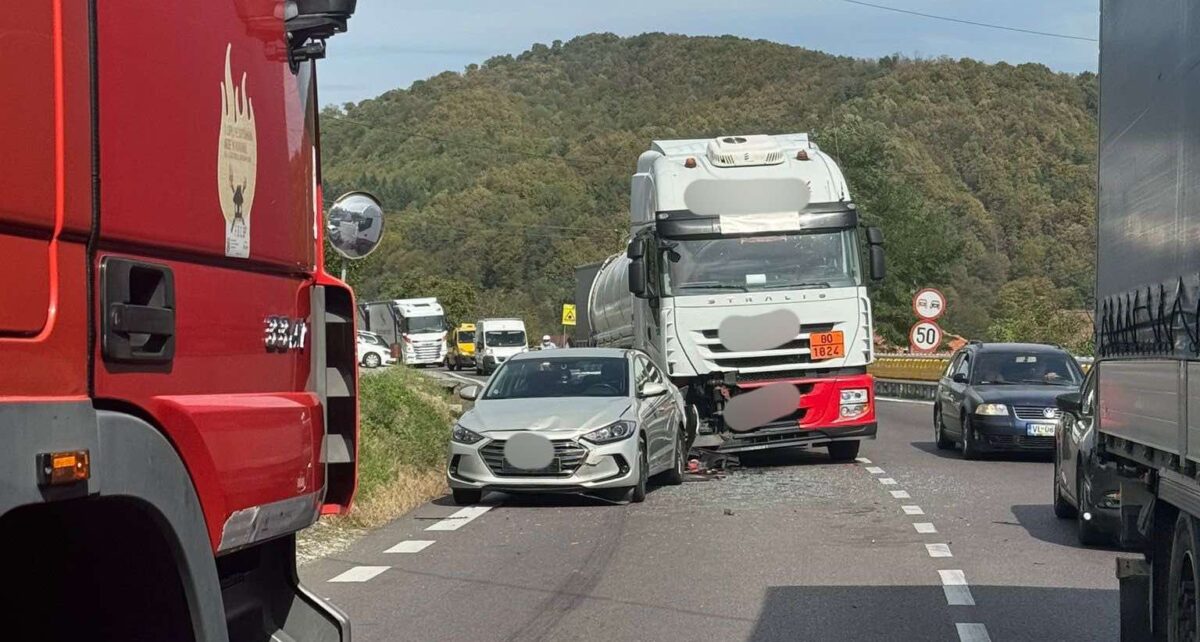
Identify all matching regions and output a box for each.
[318,1,1099,107]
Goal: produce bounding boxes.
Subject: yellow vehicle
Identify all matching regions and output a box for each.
[446,323,477,371]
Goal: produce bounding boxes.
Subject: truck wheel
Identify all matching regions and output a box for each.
[961,416,981,460]
[1168,513,1200,641]
[363,353,381,368]
[447,358,456,371]
[1077,470,1105,546]
[452,488,482,505]
[827,440,861,462]
[1053,455,1077,519]
[934,406,954,450]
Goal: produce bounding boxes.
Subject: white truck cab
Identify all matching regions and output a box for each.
[393,298,448,367]
[474,318,528,375]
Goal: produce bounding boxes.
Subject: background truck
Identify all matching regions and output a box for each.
[360,297,448,366]
[0,2,373,640]
[474,318,529,375]
[576,134,886,460]
[447,323,477,371]
[1092,1,1200,637]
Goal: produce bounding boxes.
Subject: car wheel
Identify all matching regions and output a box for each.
[827,440,861,462]
[448,358,456,371]
[452,488,482,505]
[934,406,954,450]
[364,353,381,369]
[961,415,981,460]
[1077,469,1106,546]
[1053,454,1077,519]
[658,425,685,486]
[630,438,648,503]
[1168,513,1200,641]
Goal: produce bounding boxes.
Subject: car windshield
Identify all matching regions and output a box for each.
[972,352,1083,386]
[483,356,629,399]
[664,229,860,294]
[457,330,475,344]
[404,315,444,334]
[486,330,526,347]
[359,334,382,346]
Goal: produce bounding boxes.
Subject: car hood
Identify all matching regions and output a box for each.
[969,384,1076,405]
[461,397,633,436]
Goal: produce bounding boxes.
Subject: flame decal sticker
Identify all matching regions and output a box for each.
[217,44,257,258]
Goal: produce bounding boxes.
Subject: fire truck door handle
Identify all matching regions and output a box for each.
[100,257,176,364]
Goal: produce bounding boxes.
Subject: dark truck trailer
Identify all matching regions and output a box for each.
[572,261,603,347]
[1095,1,1200,638]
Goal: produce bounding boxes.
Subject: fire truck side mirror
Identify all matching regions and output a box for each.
[326,191,384,260]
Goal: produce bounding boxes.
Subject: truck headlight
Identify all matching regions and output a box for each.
[839,388,869,419]
[840,389,868,404]
[974,403,1009,416]
[452,424,484,444]
[581,420,637,444]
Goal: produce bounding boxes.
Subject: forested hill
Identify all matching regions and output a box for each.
[320,33,1098,349]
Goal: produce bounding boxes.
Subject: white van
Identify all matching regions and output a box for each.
[474,318,528,375]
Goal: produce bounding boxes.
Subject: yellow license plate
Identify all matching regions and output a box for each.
[810,331,845,360]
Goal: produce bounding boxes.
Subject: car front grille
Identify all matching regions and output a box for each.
[986,435,1055,449]
[479,439,588,477]
[1012,406,1061,421]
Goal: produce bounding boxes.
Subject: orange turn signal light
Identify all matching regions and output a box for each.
[38,450,90,486]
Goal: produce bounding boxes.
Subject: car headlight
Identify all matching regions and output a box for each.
[974,403,1009,416]
[451,424,484,444]
[581,420,637,444]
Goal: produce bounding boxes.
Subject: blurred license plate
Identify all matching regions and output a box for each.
[1026,423,1056,437]
[502,458,561,474]
[810,331,845,360]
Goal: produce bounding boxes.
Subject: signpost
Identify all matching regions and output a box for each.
[561,304,576,348]
[910,288,947,353]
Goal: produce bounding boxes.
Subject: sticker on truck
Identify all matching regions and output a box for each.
[218,44,257,259]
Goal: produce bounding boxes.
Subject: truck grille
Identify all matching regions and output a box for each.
[411,341,442,360]
[1012,406,1060,421]
[480,439,588,477]
[696,324,835,371]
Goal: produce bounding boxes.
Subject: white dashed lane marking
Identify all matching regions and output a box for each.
[329,566,389,583]
[939,570,976,606]
[426,506,492,531]
[913,522,938,534]
[956,623,991,642]
[864,466,886,474]
[890,490,911,499]
[855,457,872,464]
[902,505,925,515]
[879,477,898,485]
[385,540,435,554]
[926,543,953,558]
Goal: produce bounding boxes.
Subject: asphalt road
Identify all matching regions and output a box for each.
[302,377,1121,641]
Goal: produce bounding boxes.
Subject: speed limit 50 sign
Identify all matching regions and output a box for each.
[909,321,943,353]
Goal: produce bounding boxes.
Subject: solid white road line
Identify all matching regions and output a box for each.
[913,522,937,534]
[939,570,976,606]
[855,457,873,464]
[879,477,898,485]
[426,505,492,531]
[956,623,991,642]
[890,490,911,499]
[902,505,925,515]
[329,566,389,583]
[876,397,935,406]
[443,372,482,386]
[385,540,435,554]
[926,543,953,558]
[865,466,886,474]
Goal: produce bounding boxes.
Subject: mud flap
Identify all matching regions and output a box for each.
[1116,557,1151,641]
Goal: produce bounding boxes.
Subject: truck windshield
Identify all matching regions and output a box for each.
[663,229,860,295]
[404,316,444,334]
[457,331,475,344]
[972,352,1083,386]
[484,357,628,399]
[486,330,526,347]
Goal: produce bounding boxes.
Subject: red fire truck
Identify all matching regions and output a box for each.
[0,2,380,640]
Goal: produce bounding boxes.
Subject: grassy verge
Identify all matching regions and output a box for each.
[297,366,455,563]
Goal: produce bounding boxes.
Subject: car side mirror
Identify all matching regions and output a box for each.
[1056,392,1081,415]
[639,382,668,398]
[458,385,479,401]
[952,372,969,384]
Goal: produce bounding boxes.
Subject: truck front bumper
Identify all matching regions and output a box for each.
[706,422,877,453]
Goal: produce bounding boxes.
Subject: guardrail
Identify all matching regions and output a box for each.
[868,353,1094,402]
